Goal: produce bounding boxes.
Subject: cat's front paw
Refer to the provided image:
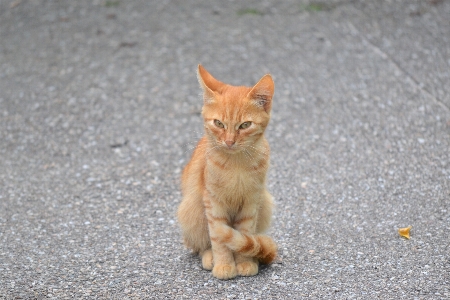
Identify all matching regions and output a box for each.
[236,261,259,276]
[212,264,237,280]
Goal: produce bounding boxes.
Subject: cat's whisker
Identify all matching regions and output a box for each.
[184,145,205,153]
[183,142,206,150]
[251,145,269,154]
[247,145,269,157]
[243,149,252,161]
[180,137,221,153]
[205,145,221,157]
[183,137,210,147]
[244,149,257,164]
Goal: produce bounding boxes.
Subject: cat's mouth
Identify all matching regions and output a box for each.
[220,143,242,154]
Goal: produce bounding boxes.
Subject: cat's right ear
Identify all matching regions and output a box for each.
[197,65,221,104]
[247,74,274,113]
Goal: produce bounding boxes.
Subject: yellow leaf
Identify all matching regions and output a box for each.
[398,225,412,239]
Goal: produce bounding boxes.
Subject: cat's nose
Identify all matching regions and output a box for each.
[225,140,235,148]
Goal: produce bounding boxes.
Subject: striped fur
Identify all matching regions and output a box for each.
[213,223,277,265]
[177,65,276,279]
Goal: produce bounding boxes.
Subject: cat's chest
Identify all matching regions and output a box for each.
[206,158,265,198]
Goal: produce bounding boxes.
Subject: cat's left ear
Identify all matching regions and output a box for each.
[197,65,223,104]
[247,74,274,113]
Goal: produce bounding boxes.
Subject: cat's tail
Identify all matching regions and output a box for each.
[214,224,277,264]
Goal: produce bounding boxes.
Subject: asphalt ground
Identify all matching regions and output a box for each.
[0,0,449,299]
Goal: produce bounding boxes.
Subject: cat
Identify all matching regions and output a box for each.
[177,65,277,280]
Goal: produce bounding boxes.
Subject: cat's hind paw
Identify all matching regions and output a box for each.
[201,249,213,270]
[212,264,237,280]
[236,261,259,276]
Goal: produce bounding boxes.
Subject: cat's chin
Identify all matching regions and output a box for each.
[220,146,242,154]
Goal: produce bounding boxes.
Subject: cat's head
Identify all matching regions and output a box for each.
[198,65,274,153]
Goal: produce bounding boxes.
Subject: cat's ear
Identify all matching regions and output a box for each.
[197,65,223,104]
[247,74,274,113]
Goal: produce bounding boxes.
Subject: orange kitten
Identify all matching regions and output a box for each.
[177,65,277,280]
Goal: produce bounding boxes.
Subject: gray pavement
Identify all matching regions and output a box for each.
[1,0,449,298]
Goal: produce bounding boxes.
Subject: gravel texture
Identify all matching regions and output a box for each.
[1,0,449,299]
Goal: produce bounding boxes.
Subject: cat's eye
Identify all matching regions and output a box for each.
[239,122,252,129]
[214,119,225,128]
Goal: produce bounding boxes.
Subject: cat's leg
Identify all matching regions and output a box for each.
[234,254,259,276]
[201,249,213,270]
[233,191,275,275]
[177,191,211,255]
[204,193,237,280]
[210,235,237,279]
[233,201,260,276]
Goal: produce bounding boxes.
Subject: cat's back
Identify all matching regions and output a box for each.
[181,136,207,193]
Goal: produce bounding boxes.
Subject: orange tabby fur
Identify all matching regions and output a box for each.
[177,65,277,280]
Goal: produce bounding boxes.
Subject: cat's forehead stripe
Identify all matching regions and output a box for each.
[218,86,251,122]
